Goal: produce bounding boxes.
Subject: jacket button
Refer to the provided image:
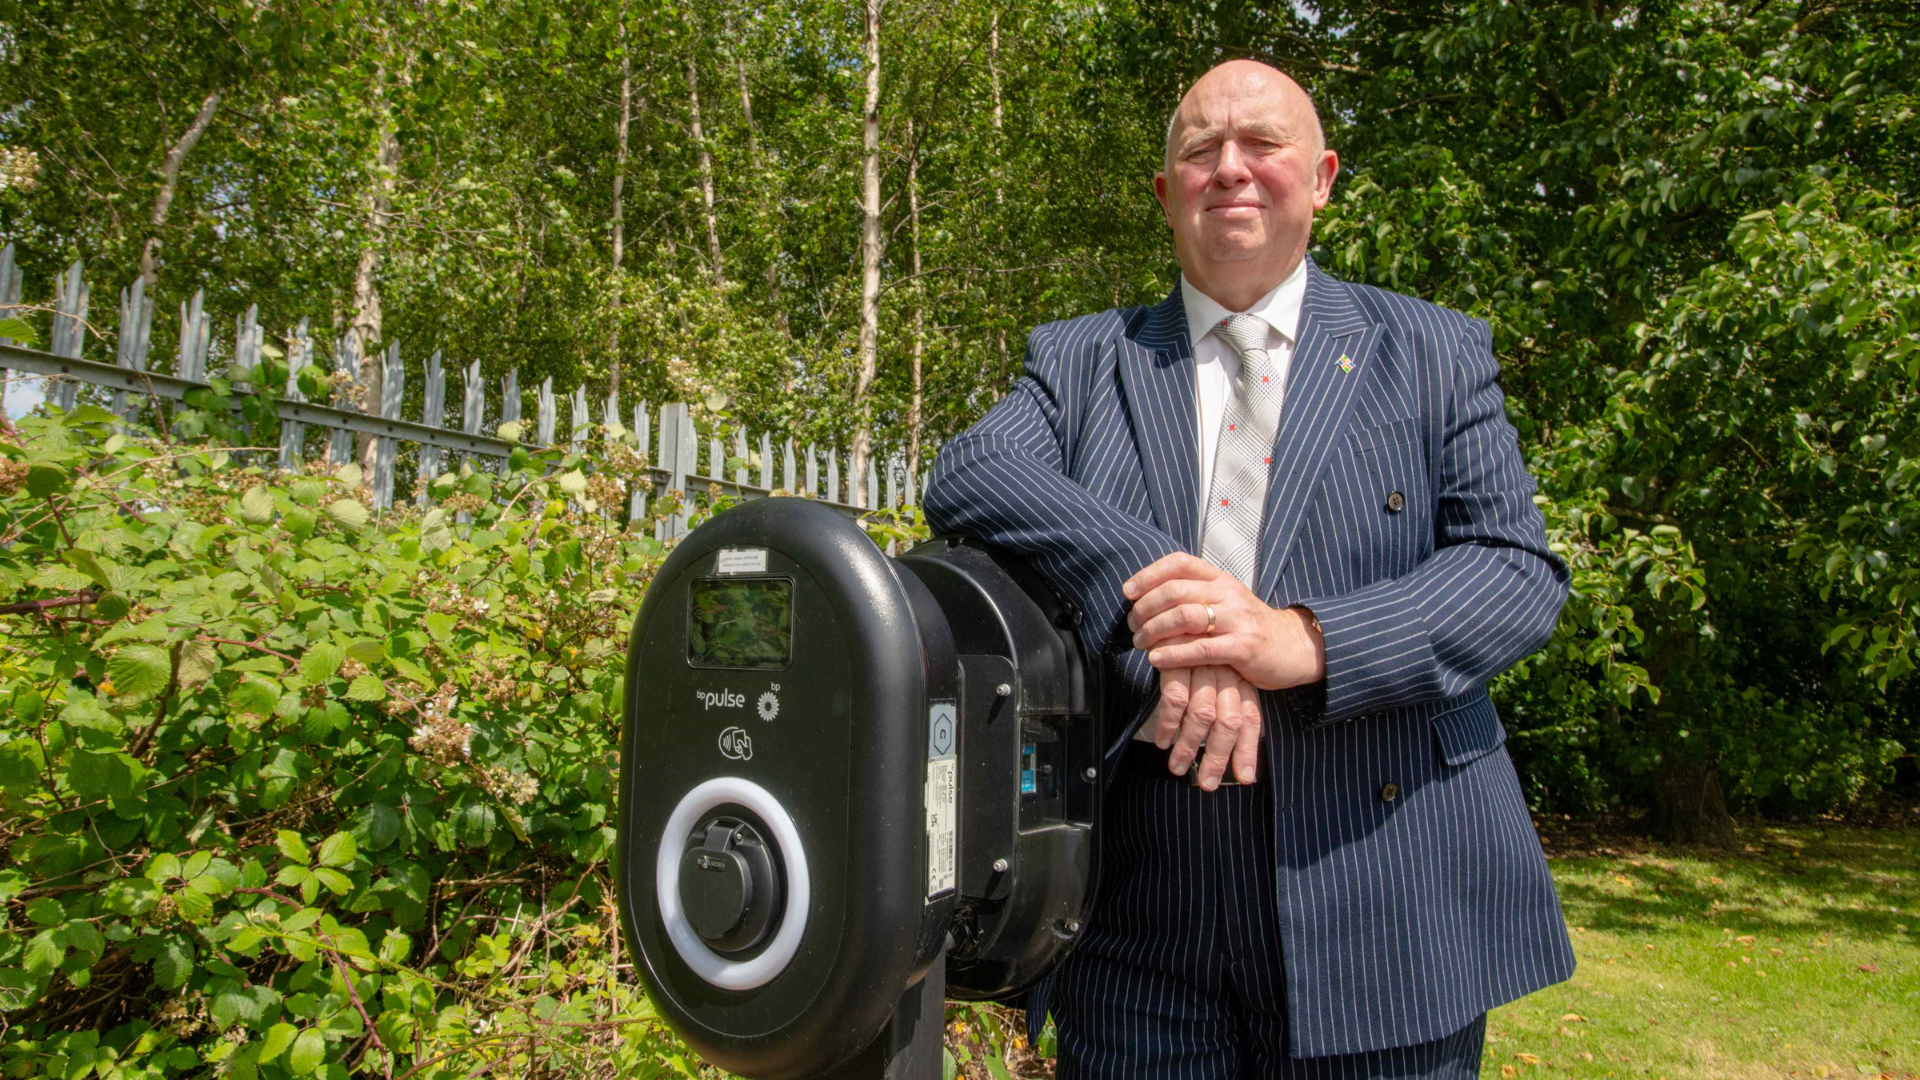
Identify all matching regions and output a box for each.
[1385,491,1405,513]
[1380,782,1399,803]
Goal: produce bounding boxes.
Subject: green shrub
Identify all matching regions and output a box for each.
[0,403,705,1077]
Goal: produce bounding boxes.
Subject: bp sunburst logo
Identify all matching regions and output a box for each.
[757,690,781,722]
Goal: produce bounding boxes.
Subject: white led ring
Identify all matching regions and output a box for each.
[655,777,810,990]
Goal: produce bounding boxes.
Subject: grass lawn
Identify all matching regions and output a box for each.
[1485,822,1920,1080]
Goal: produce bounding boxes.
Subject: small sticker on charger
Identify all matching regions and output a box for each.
[925,701,958,899]
[715,547,768,575]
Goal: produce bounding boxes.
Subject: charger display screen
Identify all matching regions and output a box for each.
[688,578,794,670]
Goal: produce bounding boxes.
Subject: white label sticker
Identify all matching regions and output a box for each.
[925,757,957,898]
[715,547,768,575]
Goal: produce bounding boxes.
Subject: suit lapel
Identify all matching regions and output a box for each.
[1255,263,1383,604]
[1116,286,1202,552]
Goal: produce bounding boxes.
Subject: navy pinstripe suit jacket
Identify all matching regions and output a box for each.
[923,261,1577,1057]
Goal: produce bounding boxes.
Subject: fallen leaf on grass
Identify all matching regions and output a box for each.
[1560,1013,1587,1023]
[1858,962,1880,973]
[1613,875,1635,888]
[1515,1053,1542,1065]
[1500,1067,1517,1078]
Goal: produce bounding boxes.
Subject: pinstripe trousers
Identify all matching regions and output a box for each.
[1051,744,1486,1080]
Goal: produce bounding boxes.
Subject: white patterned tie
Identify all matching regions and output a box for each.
[1200,314,1283,586]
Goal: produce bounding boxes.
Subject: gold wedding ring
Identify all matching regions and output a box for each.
[1203,604,1217,634]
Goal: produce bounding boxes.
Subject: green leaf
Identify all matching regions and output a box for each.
[0,737,46,795]
[259,1022,298,1064]
[26,464,68,499]
[22,929,63,973]
[275,830,310,864]
[177,639,220,685]
[423,611,457,641]
[229,674,281,716]
[345,674,387,702]
[324,498,369,531]
[282,505,317,539]
[334,462,363,489]
[312,867,352,896]
[357,802,402,851]
[496,420,523,443]
[288,1027,326,1074]
[101,877,161,916]
[300,642,344,685]
[107,643,173,701]
[151,933,193,989]
[240,485,275,524]
[25,896,65,925]
[378,928,412,964]
[316,832,356,869]
[557,469,588,497]
[0,316,38,344]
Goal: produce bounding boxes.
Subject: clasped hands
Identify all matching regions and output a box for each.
[1121,553,1326,789]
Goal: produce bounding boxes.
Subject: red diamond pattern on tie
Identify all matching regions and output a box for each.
[1201,313,1284,586]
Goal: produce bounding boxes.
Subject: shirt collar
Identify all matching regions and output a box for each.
[1179,257,1308,349]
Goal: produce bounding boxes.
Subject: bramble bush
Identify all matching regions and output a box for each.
[0,399,715,1078]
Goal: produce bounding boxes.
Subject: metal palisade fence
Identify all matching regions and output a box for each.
[0,248,934,540]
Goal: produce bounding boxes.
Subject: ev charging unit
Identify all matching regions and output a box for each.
[618,497,1103,1080]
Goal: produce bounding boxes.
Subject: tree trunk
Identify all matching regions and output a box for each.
[852,0,882,507]
[1648,759,1737,847]
[907,116,924,484]
[734,41,788,340]
[352,106,401,479]
[688,58,724,290]
[609,39,632,398]
[989,10,1009,400]
[141,87,222,286]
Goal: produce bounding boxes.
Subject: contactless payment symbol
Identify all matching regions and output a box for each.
[718,726,753,761]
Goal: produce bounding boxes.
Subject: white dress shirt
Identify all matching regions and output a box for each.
[1134,262,1308,744]
[1182,260,1307,503]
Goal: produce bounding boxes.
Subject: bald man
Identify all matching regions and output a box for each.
[924,61,1574,1078]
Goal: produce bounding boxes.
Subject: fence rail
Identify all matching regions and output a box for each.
[0,247,933,540]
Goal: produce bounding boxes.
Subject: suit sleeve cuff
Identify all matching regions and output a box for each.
[1290,579,1445,725]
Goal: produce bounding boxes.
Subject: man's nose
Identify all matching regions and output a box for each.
[1212,140,1252,187]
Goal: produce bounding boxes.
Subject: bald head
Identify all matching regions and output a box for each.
[1165,61,1324,173]
[1151,59,1340,313]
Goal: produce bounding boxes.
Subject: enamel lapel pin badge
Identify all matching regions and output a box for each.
[1337,353,1354,373]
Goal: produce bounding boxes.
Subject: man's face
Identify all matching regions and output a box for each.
[1154,63,1337,279]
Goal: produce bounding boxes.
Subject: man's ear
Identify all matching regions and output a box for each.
[1311,151,1340,210]
[1153,172,1174,228]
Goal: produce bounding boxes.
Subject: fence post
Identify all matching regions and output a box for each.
[905,458,917,508]
[630,399,650,524]
[537,377,556,447]
[177,290,210,383]
[657,402,680,540]
[887,452,900,511]
[783,439,796,494]
[415,351,446,503]
[0,245,17,404]
[501,368,521,426]
[328,334,358,466]
[49,260,88,411]
[827,447,840,504]
[734,430,750,486]
[112,277,154,420]
[372,344,404,507]
[279,319,312,471]
[866,458,879,512]
[758,432,773,492]
[806,445,819,498]
[569,385,589,451]
[678,405,698,535]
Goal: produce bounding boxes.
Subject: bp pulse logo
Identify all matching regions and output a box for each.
[718,726,753,761]
[696,688,746,711]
